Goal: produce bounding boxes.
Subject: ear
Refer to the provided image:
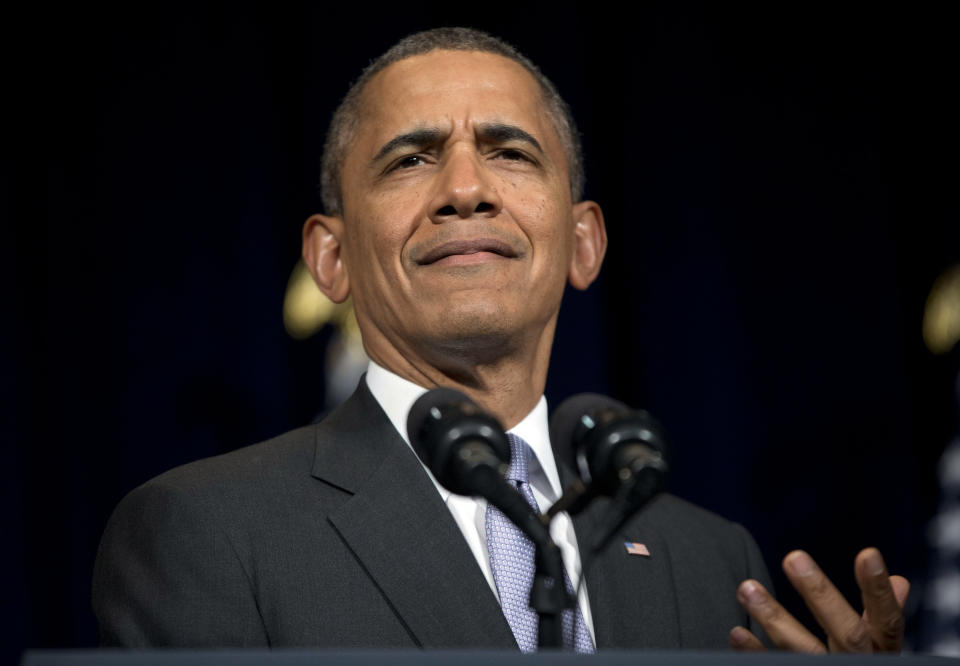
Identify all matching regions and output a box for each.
[302,213,350,303]
[567,200,607,291]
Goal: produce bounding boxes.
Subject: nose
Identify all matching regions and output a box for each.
[427,150,503,222]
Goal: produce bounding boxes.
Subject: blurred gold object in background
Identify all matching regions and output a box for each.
[283,259,368,407]
[283,259,360,341]
[924,263,960,355]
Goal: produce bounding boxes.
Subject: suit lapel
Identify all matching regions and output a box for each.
[312,381,516,648]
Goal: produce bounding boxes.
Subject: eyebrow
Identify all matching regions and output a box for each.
[372,128,446,163]
[476,123,543,155]
[371,122,545,164]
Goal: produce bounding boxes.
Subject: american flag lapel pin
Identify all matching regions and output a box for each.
[624,541,650,557]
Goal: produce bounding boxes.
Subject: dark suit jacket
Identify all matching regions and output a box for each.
[93,380,772,648]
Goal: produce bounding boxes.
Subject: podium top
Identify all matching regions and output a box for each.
[21,650,958,666]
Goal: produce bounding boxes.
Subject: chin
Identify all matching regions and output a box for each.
[420,307,522,363]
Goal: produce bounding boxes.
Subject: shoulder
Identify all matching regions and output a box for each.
[119,424,319,512]
[99,424,323,555]
[634,493,768,588]
[148,424,317,492]
[648,493,760,555]
[125,378,383,508]
[107,380,392,532]
[645,493,753,542]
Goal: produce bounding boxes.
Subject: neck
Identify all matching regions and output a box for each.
[364,320,557,429]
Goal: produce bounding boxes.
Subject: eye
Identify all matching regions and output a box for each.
[494,149,532,162]
[387,154,429,172]
[382,153,427,175]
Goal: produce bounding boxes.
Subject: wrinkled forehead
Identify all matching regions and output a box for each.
[352,50,559,154]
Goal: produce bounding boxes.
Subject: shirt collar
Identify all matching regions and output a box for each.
[364,360,562,501]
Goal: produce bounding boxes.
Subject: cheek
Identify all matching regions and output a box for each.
[522,196,572,243]
[368,191,425,248]
[348,197,417,260]
[355,227,406,281]
[507,182,550,224]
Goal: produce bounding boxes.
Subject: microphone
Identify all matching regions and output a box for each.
[406,387,511,497]
[406,387,555,552]
[549,393,669,552]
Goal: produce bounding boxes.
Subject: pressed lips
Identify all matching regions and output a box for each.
[415,237,519,265]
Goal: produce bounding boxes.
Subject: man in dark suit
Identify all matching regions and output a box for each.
[93,27,908,652]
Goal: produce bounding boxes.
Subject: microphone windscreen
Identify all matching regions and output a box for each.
[406,387,475,466]
[549,393,631,472]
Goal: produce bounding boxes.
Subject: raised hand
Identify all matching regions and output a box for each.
[730,547,910,653]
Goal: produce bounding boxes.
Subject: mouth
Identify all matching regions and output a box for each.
[415,237,519,265]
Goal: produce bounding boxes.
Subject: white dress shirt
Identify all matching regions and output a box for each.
[365,360,596,642]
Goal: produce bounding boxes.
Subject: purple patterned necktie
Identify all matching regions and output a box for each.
[485,433,596,653]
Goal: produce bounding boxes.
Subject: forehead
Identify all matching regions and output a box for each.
[354,49,558,150]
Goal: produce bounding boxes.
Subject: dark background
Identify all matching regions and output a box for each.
[4,2,958,661]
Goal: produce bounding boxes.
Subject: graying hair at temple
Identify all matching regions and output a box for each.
[319,27,585,216]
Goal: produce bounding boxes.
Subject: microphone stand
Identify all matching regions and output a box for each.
[471,464,571,649]
[531,540,569,649]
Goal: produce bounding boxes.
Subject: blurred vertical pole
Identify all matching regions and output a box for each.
[917,266,960,654]
[919,367,960,654]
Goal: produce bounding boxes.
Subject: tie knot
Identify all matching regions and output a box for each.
[506,433,530,484]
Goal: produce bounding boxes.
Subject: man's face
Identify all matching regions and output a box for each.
[332,49,597,365]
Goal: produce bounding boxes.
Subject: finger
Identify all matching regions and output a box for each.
[890,575,911,608]
[782,550,871,652]
[737,579,827,654]
[729,625,766,651]
[855,548,907,652]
